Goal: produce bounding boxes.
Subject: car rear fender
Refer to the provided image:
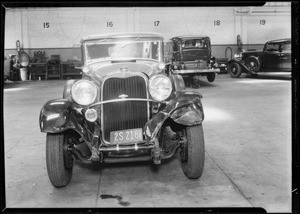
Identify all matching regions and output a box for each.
[144,91,204,140]
[39,99,93,142]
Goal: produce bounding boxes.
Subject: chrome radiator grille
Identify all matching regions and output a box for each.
[102,76,148,142]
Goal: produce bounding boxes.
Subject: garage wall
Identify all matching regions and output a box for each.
[4,4,291,60]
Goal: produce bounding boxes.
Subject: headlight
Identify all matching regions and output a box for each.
[234,53,242,60]
[158,63,165,70]
[149,75,172,101]
[71,80,97,106]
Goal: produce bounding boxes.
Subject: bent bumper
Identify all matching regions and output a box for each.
[173,68,220,74]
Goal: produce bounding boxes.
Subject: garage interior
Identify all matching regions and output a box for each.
[3,2,294,213]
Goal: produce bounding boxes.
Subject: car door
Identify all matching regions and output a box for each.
[262,42,281,72]
[279,41,292,72]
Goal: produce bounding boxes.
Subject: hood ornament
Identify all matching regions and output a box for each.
[118,94,128,99]
[119,67,128,72]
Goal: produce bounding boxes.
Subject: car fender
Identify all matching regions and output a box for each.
[244,56,261,73]
[144,91,204,140]
[39,99,93,142]
[169,74,186,91]
[63,79,77,100]
[228,58,259,74]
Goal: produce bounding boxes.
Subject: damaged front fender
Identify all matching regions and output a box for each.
[144,91,204,140]
[39,99,93,143]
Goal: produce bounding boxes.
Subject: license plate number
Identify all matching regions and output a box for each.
[110,128,143,144]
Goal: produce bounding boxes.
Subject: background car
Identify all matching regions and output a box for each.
[227,38,291,78]
[164,35,220,86]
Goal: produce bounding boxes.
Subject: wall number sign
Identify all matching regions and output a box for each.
[107,21,113,27]
[43,22,50,28]
[260,20,266,25]
[214,20,221,26]
[154,21,160,26]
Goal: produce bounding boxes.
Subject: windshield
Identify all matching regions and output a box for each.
[265,42,280,52]
[182,38,209,49]
[84,39,161,65]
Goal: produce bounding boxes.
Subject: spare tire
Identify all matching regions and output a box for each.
[245,56,260,73]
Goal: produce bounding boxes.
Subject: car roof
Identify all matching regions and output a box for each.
[267,38,291,43]
[170,35,209,40]
[81,32,164,43]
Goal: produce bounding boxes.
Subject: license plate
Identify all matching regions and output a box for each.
[110,128,143,144]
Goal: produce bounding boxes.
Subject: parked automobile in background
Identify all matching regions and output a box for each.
[165,35,220,85]
[39,33,206,187]
[227,38,291,78]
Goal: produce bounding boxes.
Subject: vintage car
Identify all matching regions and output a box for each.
[39,33,205,187]
[165,35,220,85]
[227,38,292,78]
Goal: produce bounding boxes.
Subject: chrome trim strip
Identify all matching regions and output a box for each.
[99,144,154,152]
[89,98,163,108]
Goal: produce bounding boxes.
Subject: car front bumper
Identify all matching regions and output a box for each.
[172,68,220,74]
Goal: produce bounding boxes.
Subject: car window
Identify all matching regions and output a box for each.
[265,43,280,52]
[173,41,179,51]
[84,40,161,64]
[281,42,291,51]
[164,42,173,54]
[182,39,208,49]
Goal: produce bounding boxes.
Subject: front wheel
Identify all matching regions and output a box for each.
[46,133,74,187]
[229,62,242,78]
[207,73,216,82]
[180,125,205,179]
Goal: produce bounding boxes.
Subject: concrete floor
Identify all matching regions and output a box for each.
[3,73,291,212]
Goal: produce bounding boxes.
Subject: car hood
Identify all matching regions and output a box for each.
[242,50,264,58]
[87,61,162,81]
[182,48,210,61]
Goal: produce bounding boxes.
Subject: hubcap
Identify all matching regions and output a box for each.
[248,60,257,71]
[232,66,237,74]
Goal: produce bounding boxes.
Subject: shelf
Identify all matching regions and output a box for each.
[29,63,47,80]
[29,62,82,80]
[47,64,61,79]
[61,63,82,79]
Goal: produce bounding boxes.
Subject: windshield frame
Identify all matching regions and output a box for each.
[181,38,211,50]
[82,37,163,66]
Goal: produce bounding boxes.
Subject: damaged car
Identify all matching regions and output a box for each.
[39,33,205,187]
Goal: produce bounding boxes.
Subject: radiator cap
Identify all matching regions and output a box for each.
[119,67,128,72]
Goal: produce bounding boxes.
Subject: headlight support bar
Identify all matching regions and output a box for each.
[88,98,165,108]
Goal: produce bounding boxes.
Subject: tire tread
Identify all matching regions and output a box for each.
[181,125,205,179]
[46,133,72,187]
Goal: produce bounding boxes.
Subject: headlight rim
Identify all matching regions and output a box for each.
[148,74,173,102]
[71,79,97,106]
